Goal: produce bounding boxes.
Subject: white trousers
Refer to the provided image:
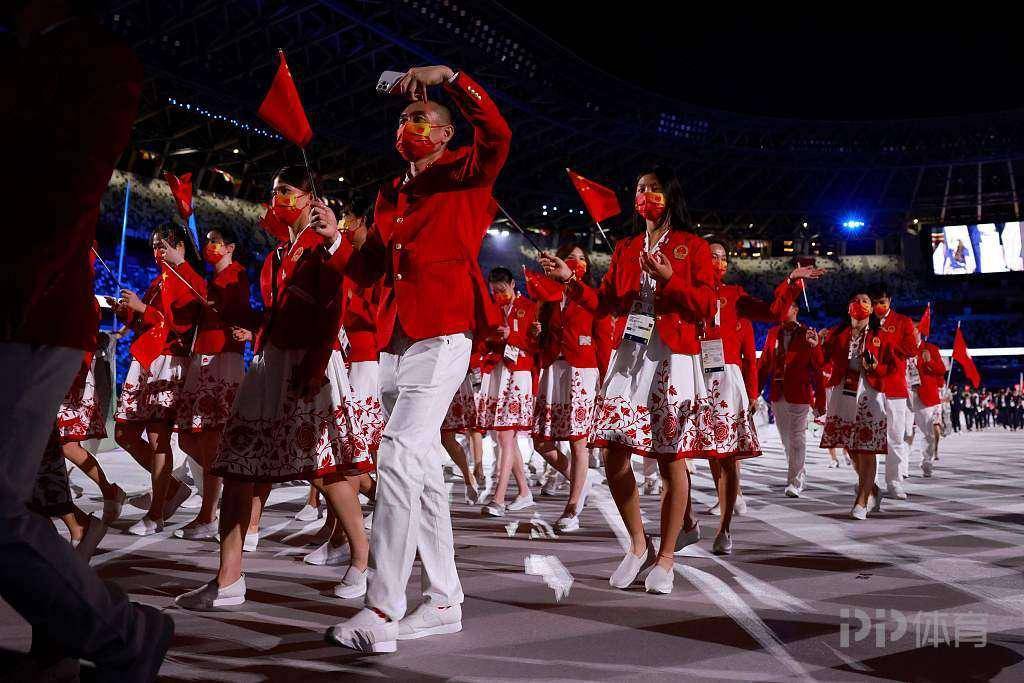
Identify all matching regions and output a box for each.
[366,332,472,621]
[883,397,910,486]
[908,395,941,468]
[773,399,809,490]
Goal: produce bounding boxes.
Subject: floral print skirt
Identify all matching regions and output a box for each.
[57,359,107,443]
[532,361,598,442]
[176,352,244,433]
[477,364,534,432]
[819,374,887,454]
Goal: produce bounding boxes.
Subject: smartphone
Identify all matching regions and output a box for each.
[95,294,113,309]
[376,70,406,96]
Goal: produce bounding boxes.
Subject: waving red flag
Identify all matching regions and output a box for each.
[163,172,193,220]
[917,303,931,338]
[522,266,564,303]
[952,326,981,388]
[566,168,621,223]
[258,50,313,147]
[129,319,167,368]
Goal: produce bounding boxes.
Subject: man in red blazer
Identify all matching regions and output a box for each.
[329,65,509,654]
[907,327,947,477]
[0,2,173,679]
[757,302,826,497]
[868,284,919,499]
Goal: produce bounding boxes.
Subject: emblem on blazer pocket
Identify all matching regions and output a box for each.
[292,247,304,261]
[872,337,881,347]
[672,245,689,260]
[516,309,525,318]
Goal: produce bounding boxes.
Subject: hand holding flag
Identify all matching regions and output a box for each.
[523,266,565,302]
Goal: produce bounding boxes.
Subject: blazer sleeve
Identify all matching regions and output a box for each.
[443,72,512,188]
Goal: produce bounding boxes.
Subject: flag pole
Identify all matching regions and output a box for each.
[945,320,960,386]
[593,221,615,250]
[113,178,132,331]
[496,202,545,255]
[801,282,811,312]
[300,146,321,201]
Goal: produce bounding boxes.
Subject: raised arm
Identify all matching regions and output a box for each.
[443,72,512,187]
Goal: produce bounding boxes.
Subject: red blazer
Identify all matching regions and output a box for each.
[124,273,198,359]
[353,73,510,348]
[876,310,919,399]
[483,294,538,373]
[912,341,947,407]
[701,279,802,365]
[737,318,760,402]
[2,19,142,351]
[340,281,380,363]
[758,322,827,412]
[170,261,251,355]
[537,297,612,370]
[821,324,895,394]
[570,230,716,355]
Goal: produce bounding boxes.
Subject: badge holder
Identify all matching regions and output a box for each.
[624,300,655,345]
[701,337,725,374]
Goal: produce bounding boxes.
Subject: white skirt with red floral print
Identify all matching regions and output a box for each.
[115,355,187,424]
[819,373,887,454]
[348,359,385,455]
[176,352,245,433]
[213,345,374,482]
[57,359,107,443]
[442,368,481,433]
[477,364,534,432]
[532,361,598,442]
[592,336,712,459]
[698,363,762,459]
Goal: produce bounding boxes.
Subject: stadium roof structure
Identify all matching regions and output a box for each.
[106,0,1024,242]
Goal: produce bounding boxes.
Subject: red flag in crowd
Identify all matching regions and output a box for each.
[952,326,981,388]
[130,319,167,368]
[522,266,564,302]
[566,168,621,224]
[258,50,314,147]
[917,303,931,338]
[163,171,193,220]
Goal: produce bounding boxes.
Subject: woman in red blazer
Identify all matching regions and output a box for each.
[540,166,716,595]
[176,166,371,609]
[160,225,252,541]
[479,267,539,517]
[819,292,895,520]
[113,222,200,536]
[530,243,609,532]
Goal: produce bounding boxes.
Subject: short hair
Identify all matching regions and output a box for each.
[488,267,515,285]
[273,164,320,194]
[704,234,731,253]
[404,100,453,126]
[867,282,890,299]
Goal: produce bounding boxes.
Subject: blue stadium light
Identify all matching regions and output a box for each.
[841,217,865,231]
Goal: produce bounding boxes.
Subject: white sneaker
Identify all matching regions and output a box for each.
[127,516,163,536]
[174,520,218,540]
[180,493,203,510]
[326,607,397,653]
[784,485,801,498]
[712,531,733,555]
[295,504,324,522]
[887,482,909,500]
[162,481,191,519]
[507,492,535,511]
[850,505,868,520]
[175,575,246,610]
[609,537,656,588]
[304,540,350,566]
[644,564,674,594]
[102,485,127,523]
[674,523,701,555]
[333,566,368,599]
[397,602,462,641]
[481,503,506,518]
[734,494,748,515]
[708,501,722,516]
[73,515,108,559]
[555,514,580,532]
[243,531,259,552]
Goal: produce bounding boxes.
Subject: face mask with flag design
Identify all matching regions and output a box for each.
[493,291,513,306]
[849,300,871,321]
[566,257,587,280]
[873,302,890,318]
[203,243,225,265]
[635,191,666,222]
[271,191,307,227]
[396,121,441,162]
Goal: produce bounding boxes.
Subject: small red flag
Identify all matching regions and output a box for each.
[917,303,931,338]
[130,321,167,368]
[163,172,193,220]
[258,50,314,147]
[522,266,564,303]
[952,326,981,388]
[566,168,621,224]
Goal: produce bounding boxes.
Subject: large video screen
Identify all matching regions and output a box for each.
[930,223,1024,275]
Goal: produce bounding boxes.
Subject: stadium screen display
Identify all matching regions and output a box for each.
[930,223,1024,275]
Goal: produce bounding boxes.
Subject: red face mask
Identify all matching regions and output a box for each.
[203,243,225,265]
[270,192,306,228]
[152,247,164,264]
[849,301,871,321]
[566,257,587,280]
[873,302,890,318]
[396,121,441,162]
[635,192,666,222]
[712,259,728,278]
[493,291,513,306]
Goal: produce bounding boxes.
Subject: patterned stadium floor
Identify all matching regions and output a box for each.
[3,426,1024,681]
